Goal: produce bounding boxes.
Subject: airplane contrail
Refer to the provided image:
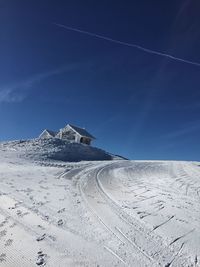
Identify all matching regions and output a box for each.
[53,22,200,67]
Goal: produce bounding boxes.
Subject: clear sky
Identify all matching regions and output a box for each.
[1,0,200,160]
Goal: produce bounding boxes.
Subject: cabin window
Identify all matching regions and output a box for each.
[80,137,90,145]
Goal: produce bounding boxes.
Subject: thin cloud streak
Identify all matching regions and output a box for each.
[163,121,200,140]
[54,22,200,67]
[0,64,78,103]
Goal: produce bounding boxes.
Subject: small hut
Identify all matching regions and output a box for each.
[39,129,57,139]
[56,124,95,145]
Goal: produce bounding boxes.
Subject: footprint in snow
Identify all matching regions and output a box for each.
[16,210,22,216]
[57,208,65,213]
[8,204,16,210]
[0,230,7,238]
[5,239,13,247]
[36,250,47,266]
[16,210,29,217]
[37,225,45,230]
[57,219,64,226]
[36,233,46,242]
[0,219,8,227]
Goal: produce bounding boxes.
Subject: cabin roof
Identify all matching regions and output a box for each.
[44,129,57,137]
[68,124,95,139]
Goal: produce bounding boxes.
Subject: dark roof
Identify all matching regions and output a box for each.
[68,124,95,139]
[45,129,57,137]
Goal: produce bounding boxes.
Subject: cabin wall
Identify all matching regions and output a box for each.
[53,125,93,145]
[75,135,81,143]
[57,127,76,141]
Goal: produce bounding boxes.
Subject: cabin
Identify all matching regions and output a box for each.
[39,124,95,145]
[39,129,57,139]
[56,124,95,145]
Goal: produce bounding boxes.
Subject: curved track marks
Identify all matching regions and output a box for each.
[79,161,200,266]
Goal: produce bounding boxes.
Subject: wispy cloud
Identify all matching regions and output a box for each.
[0,64,79,103]
[163,120,200,140]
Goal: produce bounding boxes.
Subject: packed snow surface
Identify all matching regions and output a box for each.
[0,140,199,266]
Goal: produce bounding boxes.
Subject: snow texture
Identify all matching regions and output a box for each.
[0,140,199,266]
[0,138,113,161]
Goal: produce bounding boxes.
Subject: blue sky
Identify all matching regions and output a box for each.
[1,0,200,160]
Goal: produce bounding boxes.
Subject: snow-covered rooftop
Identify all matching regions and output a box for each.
[45,129,57,137]
[68,124,95,139]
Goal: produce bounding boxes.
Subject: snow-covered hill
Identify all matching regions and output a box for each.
[0,141,199,266]
[0,138,118,162]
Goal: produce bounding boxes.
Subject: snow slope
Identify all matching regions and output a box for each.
[0,138,115,161]
[0,141,199,266]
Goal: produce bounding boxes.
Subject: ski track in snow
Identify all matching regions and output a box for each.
[0,146,200,266]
